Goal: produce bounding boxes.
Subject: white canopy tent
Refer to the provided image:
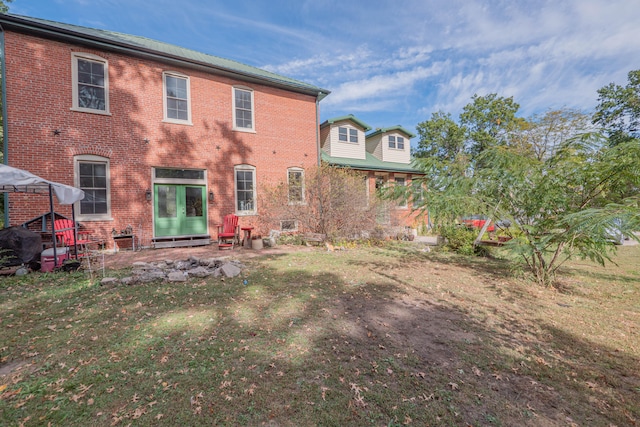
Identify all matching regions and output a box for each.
[0,164,85,268]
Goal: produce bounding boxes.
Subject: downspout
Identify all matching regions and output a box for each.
[0,24,9,227]
[315,92,321,166]
[315,92,324,233]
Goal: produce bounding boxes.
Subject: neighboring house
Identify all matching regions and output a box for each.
[0,14,329,248]
[319,115,425,228]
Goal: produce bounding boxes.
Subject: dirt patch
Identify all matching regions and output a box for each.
[100,243,312,269]
[0,360,34,379]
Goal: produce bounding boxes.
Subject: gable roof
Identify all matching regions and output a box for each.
[367,125,416,139]
[0,13,330,100]
[319,114,372,131]
[321,151,423,174]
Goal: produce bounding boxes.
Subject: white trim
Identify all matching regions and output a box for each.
[234,164,257,215]
[280,219,298,232]
[232,86,255,132]
[287,167,305,205]
[338,126,358,144]
[71,52,111,115]
[74,154,112,221]
[162,71,192,125]
[395,175,408,209]
[388,135,406,150]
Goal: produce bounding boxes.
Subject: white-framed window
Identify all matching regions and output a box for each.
[412,181,425,209]
[71,53,110,114]
[389,135,405,150]
[287,168,305,204]
[338,127,358,143]
[74,155,111,220]
[280,220,298,232]
[163,71,191,123]
[234,165,256,215]
[233,87,254,131]
[395,176,407,208]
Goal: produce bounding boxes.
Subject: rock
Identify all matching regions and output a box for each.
[187,266,212,278]
[199,258,216,266]
[100,277,119,286]
[132,261,149,268]
[120,276,135,285]
[208,260,223,269]
[15,266,29,276]
[174,260,192,270]
[167,271,187,282]
[137,269,166,283]
[220,263,241,278]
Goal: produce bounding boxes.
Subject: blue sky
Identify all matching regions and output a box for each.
[10,0,640,143]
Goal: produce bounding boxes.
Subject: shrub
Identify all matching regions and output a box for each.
[439,225,477,256]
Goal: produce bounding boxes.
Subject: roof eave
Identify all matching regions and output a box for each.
[0,14,331,100]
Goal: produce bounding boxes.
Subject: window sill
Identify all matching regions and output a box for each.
[236,211,257,217]
[75,215,114,222]
[162,119,193,126]
[232,127,256,134]
[70,107,112,116]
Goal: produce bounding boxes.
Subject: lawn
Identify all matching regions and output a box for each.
[1,243,639,426]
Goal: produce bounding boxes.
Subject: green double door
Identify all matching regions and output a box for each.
[154,184,207,237]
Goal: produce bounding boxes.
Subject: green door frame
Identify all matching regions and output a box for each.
[154,184,207,237]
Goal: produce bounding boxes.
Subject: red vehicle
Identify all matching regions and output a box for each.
[460,215,495,232]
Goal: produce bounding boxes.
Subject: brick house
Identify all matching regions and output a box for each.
[319,115,425,228]
[0,14,329,248]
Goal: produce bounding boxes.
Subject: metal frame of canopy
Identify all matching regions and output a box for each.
[0,164,85,269]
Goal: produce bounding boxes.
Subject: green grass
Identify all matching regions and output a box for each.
[1,244,639,426]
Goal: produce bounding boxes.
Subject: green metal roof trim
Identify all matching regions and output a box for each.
[0,13,330,99]
[367,125,416,139]
[321,151,423,174]
[319,114,372,131]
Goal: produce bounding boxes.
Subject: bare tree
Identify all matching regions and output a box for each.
[258,164,383,240]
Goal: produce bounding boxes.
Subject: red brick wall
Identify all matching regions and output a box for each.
[363,172,425,228]
[3,31,319,244]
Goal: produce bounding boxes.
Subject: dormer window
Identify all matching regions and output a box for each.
[338,127,358,143]
[389,135,405,150]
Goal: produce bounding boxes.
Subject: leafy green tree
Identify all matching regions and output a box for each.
[460,93,522,155]
[593,69,640,146]
[414,111,465,162]
[0,0,13,14]
[409,100,640,287]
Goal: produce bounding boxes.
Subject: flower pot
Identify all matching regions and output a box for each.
[251,238,263,250]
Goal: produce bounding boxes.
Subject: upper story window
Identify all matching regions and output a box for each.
[72,53,109,114]
[74,155,111,220]
[338,127,358,143]
[233,87,254,131]
[163,72,191,124]
[288,168,305,204]
[235,165,257,215]
[389,135,405,150]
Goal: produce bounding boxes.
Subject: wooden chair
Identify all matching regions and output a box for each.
[53,219,104,274]
[216,214,240,250]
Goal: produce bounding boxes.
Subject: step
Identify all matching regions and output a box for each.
[152,235,211,249]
